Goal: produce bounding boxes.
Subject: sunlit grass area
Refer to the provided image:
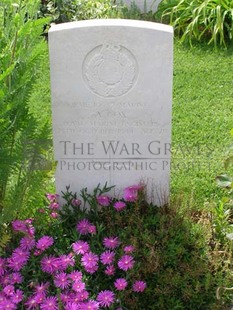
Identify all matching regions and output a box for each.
[171,41,233,206]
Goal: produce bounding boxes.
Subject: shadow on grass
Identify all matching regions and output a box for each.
[173,37,233,56]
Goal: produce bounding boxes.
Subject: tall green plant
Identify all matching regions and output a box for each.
[0,0,53,223]
[40,0,121,23]
[157,0,233,47]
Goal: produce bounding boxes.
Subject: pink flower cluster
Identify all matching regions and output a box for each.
[71,222,146,298]
[113,201,126,211]
[76,219,96,235]
[96,195,111,206]
[41,254,75,274]
[46,193,82,218]
[95,184,144,210]
[123,184,144,202]
[12,219,35,237]
[45,193,60,219]
[1,215,146,309]
[36,236,54,252]
[1,185,147,309]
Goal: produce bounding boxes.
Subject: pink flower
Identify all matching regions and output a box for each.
[9,272,23,284]
[132,280,147,292]
[0,299,16,309]
[36,236,54,251]
[0,275,10,286]
[40,296,58,310]
[49,202,59,210]
[64,302,79,310]
[97,290,115,307]
[34,249,42,256]
[79,300,99,310]
[72,241,90,255]
[46,193,59,202]
[7,248,29,271]
[20,236,36,251]
[68,292,81,304]
[11,220,27,233]
[25,296,39,309]
[7,257,26,272]
[126,184,144,191]
[41,256,59,274]
[0,275,8,286]
[104,264,115,276]
[34,282,49,296]
[84,264,98,274]
[57,254,75,270]
[76,219,92,235]
[16,219,35,237]
[81,252,98,269]
[118,255,135,271]
[54,272,70,289]
[88,225,96,234]
[50,212,59,219]
[25,218,33,224]
[25,223,35,237]
[69,271,82,282]
[11,289,23,304]
[72,199,81,206]
[96,195,110,206]
[34,293,45,304]
[114,278,128,291]
[113,201,126,211]
[123,188,138,202]
[72,280,85,293]
[76,290,89,301]
[100,250,115,265]
[103,237,120,249]
[12,247,30,263]
[123,245,135,254]
[0,258,6,276]
[123,184,144,202]
[60,291,74,304]
[3,285,14,296]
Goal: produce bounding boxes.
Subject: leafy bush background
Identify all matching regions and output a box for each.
[0,0,53,223]
[157,0,233,46]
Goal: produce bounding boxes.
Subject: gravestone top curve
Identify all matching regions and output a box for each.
[49,19,173,33]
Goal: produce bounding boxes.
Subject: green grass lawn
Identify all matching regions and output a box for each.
[171,41,233,207]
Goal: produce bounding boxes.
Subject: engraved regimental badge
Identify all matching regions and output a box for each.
[83,43,138,98]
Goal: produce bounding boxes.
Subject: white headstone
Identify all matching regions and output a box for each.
[116,0,163,12]
[49,19,173,205]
